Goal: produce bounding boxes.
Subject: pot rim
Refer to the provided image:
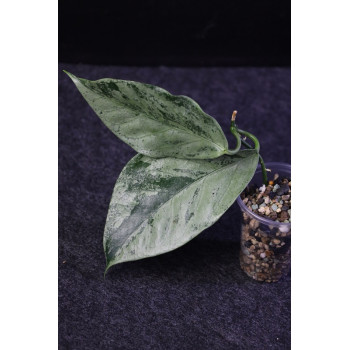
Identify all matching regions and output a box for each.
[237,162,291,228]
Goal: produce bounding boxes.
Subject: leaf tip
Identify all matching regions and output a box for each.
[63,70,79,84]
[104,262,112,278]
[62,69,71,77]
[104,249,115,277]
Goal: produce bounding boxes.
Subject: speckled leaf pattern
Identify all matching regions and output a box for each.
[104,150,259,270]
[65,71,229,159]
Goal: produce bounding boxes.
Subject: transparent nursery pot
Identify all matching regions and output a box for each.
[237,162,291,282]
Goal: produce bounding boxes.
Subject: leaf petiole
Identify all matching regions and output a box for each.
[240,138,268,186]
[229,111,268,185]
[226,126,242,155]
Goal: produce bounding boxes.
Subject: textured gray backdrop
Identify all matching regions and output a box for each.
[59,63,291,349]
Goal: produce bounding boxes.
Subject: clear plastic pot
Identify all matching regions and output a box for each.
[237,162,291,282]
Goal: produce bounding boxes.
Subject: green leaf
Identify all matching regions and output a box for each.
[104,149,259,271]
[64,71,229,159]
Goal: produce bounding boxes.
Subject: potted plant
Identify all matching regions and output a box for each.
[65,71,291,281]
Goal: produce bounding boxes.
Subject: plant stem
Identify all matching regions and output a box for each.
[236,128,260,153]
[229,110,268,185]
[240,138,268,186]
[226,124,242,155]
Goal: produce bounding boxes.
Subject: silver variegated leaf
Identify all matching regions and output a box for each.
[104,150,259,271]
[65,71,229,159]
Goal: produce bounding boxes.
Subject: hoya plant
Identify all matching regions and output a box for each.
[65,71,268,274]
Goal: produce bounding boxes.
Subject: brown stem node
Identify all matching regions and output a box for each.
[231,110,238,121]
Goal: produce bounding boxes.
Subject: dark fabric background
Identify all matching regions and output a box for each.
[58,63,291,349]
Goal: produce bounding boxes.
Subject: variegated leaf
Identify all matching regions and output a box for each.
[65,71,229,159]
[104,150,259,271]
